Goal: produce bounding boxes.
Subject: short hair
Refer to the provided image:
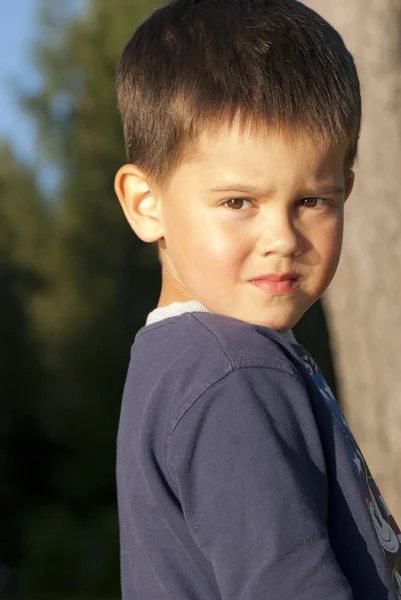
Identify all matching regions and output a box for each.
[116,0,361,187]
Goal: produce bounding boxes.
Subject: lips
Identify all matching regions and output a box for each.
[254,273,298,282]
[249,273,299,295]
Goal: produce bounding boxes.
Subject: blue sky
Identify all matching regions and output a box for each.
[1,1,84,174]
[0,0,41,163]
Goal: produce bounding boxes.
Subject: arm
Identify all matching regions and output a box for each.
[168,366,353,600]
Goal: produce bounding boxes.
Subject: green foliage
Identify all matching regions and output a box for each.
[0,143,52,598]
[4,1,162,598]
[2,0,339,598]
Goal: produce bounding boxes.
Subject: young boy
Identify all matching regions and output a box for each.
[114,0,401,598]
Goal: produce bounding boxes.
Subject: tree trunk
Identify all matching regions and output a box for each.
[303,0,401,521]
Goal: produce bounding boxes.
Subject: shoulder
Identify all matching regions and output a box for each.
[137,311,300,378]
[188,312,300,375]
[129,314,323,488]
[130,313,306,433]
[166,343,326,494]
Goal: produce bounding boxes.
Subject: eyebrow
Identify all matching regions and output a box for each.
[303,185,345,196]
[208,183,267,194]
[207,183,345,195]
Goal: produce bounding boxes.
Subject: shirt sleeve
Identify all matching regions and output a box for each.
[167,366,353,600]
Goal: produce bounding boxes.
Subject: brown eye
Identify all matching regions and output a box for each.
[301,198,325,208]
[225,198,252,210]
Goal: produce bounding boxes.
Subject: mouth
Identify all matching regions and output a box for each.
[248,273,300,295]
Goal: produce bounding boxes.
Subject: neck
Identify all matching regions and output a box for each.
[158,267,194,308]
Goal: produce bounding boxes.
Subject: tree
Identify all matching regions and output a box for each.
[304,0,401,521]
[0,143,52,599]
[10,1,163,598]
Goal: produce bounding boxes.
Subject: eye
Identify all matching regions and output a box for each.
[300,197,328,208]
[224,198,253,210]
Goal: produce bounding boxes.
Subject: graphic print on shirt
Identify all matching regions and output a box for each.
[292,344,401,599]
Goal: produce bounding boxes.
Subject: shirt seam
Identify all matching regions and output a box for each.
[189,313,299,373]
[135,319,173,339]
[165,363,308,495]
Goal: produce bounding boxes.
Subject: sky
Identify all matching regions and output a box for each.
[0,0,84,182]
[0,0,41,163]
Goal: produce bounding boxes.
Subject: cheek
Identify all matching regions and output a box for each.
[185,216,247,263]
[201,220,253,270]
[189,232,242,274]
[314,218,344,274]
[178,219,250,289]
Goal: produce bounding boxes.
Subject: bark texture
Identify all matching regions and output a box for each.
[303,0,401,521]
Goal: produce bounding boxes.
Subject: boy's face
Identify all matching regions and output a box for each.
[156,126,353,331]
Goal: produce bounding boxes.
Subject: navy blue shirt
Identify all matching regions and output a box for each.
[117,312,401,599]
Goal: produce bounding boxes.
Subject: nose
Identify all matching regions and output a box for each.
[258,211,303,257]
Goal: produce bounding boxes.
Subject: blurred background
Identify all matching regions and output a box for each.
[1,0,400,598]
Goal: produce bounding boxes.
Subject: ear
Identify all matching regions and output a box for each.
[114,164,163,242]
[344,169,355,203]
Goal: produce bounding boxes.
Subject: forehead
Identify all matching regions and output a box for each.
[169,123,347,192]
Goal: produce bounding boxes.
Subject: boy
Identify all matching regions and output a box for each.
[114,0,401,598]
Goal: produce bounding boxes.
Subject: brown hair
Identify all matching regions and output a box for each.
[116,0,361,187]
